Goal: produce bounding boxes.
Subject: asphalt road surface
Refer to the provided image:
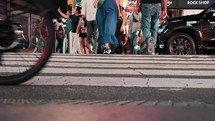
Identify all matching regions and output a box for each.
[1,54,215,121]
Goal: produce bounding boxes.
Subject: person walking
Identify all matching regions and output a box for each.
[127,8,142,54]
[76,15,92,54]
[32,20,40,53]
[33,18,48,53]
[136,0,168,54]
[115,3,127,54]
[63,9,72,53]
[93,0,121,54]
[82,0,98,54]
[56,25,65,53]
[58,7,81,54]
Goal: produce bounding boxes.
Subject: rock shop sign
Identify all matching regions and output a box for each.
[168,0,213,9]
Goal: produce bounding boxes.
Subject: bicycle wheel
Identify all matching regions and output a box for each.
[0,0,55,85]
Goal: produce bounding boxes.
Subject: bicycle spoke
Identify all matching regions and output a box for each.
[0,0,55,85]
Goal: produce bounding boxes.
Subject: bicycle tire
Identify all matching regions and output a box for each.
[0,0,55,85]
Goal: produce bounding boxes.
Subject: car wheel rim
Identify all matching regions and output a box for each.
[171,37,192,55]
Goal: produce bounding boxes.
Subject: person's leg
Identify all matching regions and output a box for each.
[110,44,116,54]
[97,43,103,54]
[40,38,45,53]
[71,32,77,54]
[104,43,110,53]
[33,37,39,53]
[38,39,43,53]
[129,32,135,54]
[103,12,118,45]
[69,32,73,53]
[96,8,105,45]
[63,37,66,53]
[84,38,92,54]
[87,21,93,43]
[64,34,69,53]
[151,4,161,47]
[124,32,129,54]
[92,20,98,54]
[56,40,59,53]
[79,37,85,54]
[141,4,153,44]
[103,10,118,54]
[75,33,81,54]
[59,38,64,53]
[96,8,112,54]
[115,31,124,54]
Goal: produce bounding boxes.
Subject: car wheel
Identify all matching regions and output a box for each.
[166,33,196,55]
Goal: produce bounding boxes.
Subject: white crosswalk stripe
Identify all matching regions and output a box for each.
[19,54,215,88]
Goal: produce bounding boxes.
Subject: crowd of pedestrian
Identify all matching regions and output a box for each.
[53,0,168,55]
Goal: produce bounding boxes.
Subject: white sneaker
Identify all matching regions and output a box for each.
[103,48,111,54]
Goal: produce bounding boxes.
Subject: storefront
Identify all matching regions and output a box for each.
[167,0,214,17]
[1,1,42,48]
[168,0,213,9]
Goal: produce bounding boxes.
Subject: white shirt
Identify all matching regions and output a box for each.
[82,0,97,21]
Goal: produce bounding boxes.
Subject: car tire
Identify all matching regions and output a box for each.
[166,33,196,55]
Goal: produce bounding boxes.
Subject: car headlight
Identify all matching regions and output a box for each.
[158,25,166,34]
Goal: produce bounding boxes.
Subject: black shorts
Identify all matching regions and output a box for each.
[79,32,87,38]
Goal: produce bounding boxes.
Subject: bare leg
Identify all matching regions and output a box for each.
[104,43,110,49]
[84,38,92,54]
[79,38,85,54]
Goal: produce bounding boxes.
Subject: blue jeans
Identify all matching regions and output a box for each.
[96,1,118,45]
[140,3,161,46]
[56,37,64,53]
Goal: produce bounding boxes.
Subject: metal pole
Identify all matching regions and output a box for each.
[6,0,11,17]
[28,13,31,48]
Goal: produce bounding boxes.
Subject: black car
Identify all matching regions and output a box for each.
[156,3,215,55]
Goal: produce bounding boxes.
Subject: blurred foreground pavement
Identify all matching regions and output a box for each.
[1,104,215,121]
